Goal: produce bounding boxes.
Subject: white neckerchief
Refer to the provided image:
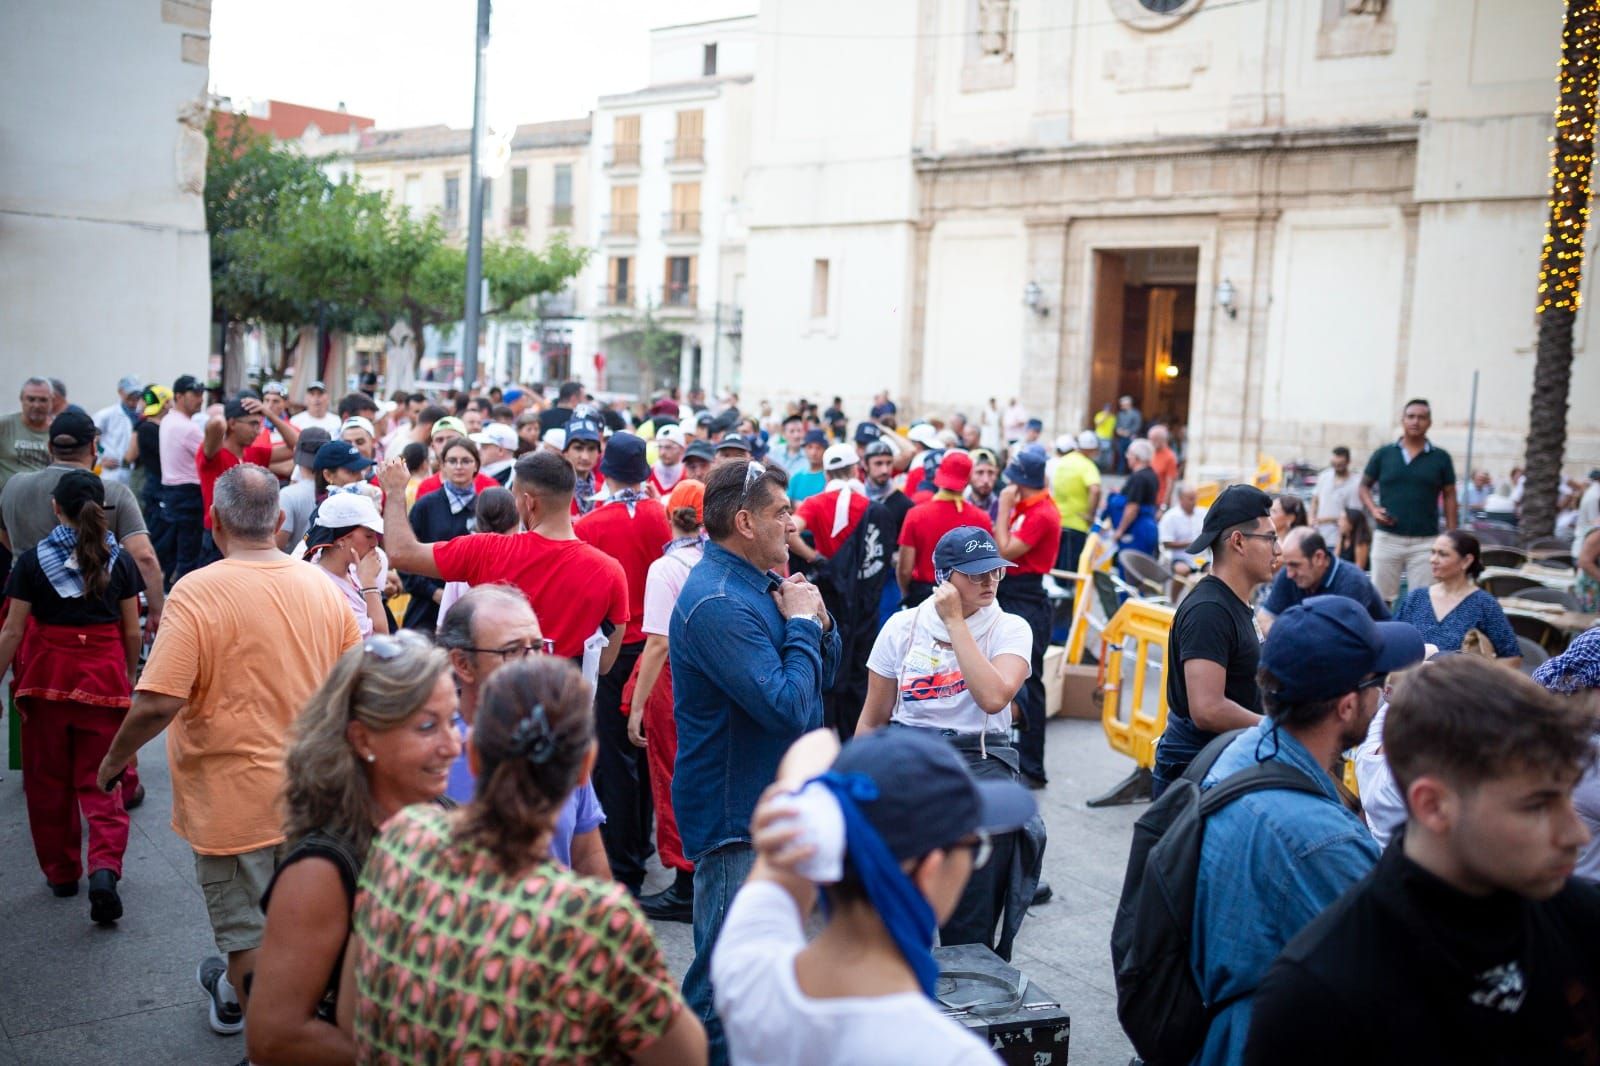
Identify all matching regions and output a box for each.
[915,598,1004,648]
[654,460,684,491]
[821,476,865,536]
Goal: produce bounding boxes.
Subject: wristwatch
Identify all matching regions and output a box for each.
[790,613,821,628]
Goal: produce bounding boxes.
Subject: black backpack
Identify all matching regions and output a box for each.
[1109,729,1325,1065]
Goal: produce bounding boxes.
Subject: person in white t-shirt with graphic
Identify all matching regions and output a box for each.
[857,525,1042,958]
[712,726,1034,1066]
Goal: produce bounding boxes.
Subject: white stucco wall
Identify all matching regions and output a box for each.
[0,0,211,409]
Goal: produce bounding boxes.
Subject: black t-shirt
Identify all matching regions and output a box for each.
[880,489,915,547]
[1165,574,1261,732]
[537,406,575,434]
[134,420,163,484]
[5,547,143,626]
[1123,466,1160,508]
[1247,840,1600,1065]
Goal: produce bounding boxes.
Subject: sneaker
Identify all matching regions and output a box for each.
[125,783,146,810]
[88,869,122,925]
[48,880,79,898]
[196,956,244,1035]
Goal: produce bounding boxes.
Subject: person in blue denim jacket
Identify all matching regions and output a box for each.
[1190,596,1425,1065]
[670,458,841,1066]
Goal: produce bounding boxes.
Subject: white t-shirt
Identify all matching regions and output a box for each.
[712,881,1001,1066]
[866,604,1031,734]
[290,410,343,436]
[642,543,703,636]
[1157,505,1207,566]
[1312,467,1360,540]
[312,547,390,638]
[1354,701,1406,849]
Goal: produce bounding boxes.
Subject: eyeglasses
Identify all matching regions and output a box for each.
[464,638,556,661]
[442,456,478,467]
[1235,531,1280,546]
[954,569,1004,586]
[739,461,768,507]
[956,830,993,871]
[1357,673,1389,693]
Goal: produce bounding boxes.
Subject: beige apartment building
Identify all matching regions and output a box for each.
[741,0,1598,480]
[352,117,590,385]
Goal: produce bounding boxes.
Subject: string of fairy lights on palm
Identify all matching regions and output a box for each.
[1538,0,1600,315]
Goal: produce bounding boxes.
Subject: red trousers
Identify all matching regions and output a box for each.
[17,698,129,882]
[623,655,691,873]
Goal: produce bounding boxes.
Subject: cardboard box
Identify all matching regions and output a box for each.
[1044,647,1102,720]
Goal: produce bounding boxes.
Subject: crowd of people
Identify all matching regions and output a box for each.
[0,370,1597,1065]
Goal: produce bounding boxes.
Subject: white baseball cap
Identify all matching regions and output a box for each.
[312,492,384,536]
[823,442,860,472]
[656,423,687,448]
[341,416,376,438]
[1076,430,1101,451]
[1055,434,1076,454]
[907,423,941,449]
[541,427,567,450]
[474,423,518,452]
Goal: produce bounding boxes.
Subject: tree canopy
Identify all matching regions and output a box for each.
[205,115,588,375]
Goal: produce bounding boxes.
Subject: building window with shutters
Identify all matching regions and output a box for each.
[510,166,528,227]
[606,256,632,305]
[443,173,461,231]
[552,164,573,227]
[703,43,718,76]
[812,259,830,318]
[664,256,697,308]
[609,115,641,168]
[606,185,638,238]
[666,182,701,236]
[670,110,704,164]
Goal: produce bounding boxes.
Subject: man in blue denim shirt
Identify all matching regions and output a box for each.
[1190,596,1424,1064]
[671,459,841,1065]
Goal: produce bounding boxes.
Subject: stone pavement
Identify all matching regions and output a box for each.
[0,714,1143,1065]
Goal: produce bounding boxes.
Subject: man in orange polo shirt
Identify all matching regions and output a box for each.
[994,447,1062,789]
[896,451,993,609]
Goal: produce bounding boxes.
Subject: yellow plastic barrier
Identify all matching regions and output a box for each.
[1099,599,1176,770]
[1195,480,1223,509]
[1254,453,1284,494]
[1060,531,1115,665]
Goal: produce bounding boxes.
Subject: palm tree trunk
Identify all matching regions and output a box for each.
[1523,0,1600,537]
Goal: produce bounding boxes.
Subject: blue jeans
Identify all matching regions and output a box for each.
[683,842,755,1066]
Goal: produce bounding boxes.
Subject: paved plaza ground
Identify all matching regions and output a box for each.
[0,713,1143,1065]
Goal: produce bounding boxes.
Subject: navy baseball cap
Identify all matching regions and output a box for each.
[1261,596,1426,704]
[684,440,717,463]
[1026,418,1043,432]
[599,431,650,484]
[1185,484,1273,556]
[803,428,829,447]
[832,728,1036,862]
[565,416,602,444]
[716,434,752,453]
[933,525,1016,577]
[1003,449,1047,489]
[173,374,204,394]
[855,422,883,445]
[313,440,375,472]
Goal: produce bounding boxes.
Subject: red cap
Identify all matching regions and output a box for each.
[933,451,973,493]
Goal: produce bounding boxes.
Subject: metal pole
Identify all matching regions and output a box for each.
[711,302,722,398]
[1464,368,1479,508]
[461,0,491,391]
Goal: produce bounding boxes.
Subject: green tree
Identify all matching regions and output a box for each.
[1524,0,1600,537]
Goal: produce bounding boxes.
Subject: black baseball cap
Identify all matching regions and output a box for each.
[52,468,105,512]
[863,439,895,460]
[223,398,256,420]
[173,374,204,394]
[49,410,97,448]
[1184,484,1274,556]
[294,427,332,466]
[715,434,752,453]
[1260,597,1426,704]
[832,729,1036,862]
[684,440,717,463]
[933,525,1016,577]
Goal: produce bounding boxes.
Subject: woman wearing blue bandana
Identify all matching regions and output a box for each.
[0,469,144,925]
[712,727,1035,1065]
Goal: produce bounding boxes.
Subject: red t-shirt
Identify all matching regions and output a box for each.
[413,472,501,501]
[897,497,994,584]
[1006,493,1063,575]
[904,465,927,499]
[575,498,672,645]
[432,532,628,658]
[197,442,273,529]
[795,489,870,559]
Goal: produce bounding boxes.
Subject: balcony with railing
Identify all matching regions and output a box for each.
[660,284,698,312]
[661,210,702,240]
[508,204,529,228]
[605,142,642,170]
[550,203,574,227]
[665,138,705,169]
[601,213,638,240]
[597,284,633,308]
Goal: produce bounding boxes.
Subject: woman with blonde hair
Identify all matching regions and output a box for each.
[347,656,706,1064]
[246,631,459,1066]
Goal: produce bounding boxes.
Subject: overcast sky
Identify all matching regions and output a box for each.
[209,0,756,131]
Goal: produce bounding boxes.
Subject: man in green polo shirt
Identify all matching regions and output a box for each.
[1360,398,1457,603]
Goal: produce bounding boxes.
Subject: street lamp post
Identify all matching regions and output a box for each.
[461,0,491,391]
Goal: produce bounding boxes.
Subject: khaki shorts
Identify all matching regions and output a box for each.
[194,843,286,955]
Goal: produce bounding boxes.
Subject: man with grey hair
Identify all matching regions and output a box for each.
[0,377,54,486]
[98,463,359,1041]
[435,585,610,879]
